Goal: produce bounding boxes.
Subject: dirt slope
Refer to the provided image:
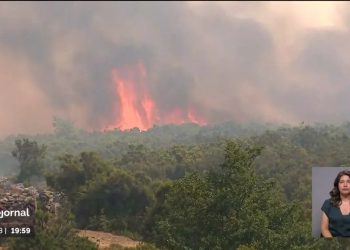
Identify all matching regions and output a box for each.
[77,229,141,249]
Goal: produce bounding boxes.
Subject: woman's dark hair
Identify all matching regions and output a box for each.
[330,170,350,207]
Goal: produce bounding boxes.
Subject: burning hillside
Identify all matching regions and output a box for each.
[105,62,206,131]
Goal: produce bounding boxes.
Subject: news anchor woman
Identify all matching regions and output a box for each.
[321,170,350,237]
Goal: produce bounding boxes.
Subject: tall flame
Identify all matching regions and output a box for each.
[106,62,206,131]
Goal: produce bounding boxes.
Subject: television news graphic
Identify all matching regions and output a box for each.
[0,178,35,237]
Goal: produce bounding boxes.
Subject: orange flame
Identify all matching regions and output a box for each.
[106,62,206,131]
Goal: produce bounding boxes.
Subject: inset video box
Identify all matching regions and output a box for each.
[0,182,35,237]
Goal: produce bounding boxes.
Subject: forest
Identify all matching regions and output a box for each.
[1,118,350,249]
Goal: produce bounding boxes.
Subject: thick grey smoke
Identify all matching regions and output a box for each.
[0,2,350,137]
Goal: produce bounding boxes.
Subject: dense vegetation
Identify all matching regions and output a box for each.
[2,119,350,249]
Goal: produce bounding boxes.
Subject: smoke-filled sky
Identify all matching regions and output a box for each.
[1,2,350,138]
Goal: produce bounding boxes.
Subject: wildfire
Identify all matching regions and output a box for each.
[106,62,206,131]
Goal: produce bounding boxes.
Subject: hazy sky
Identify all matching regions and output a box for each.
[1,2,350,138]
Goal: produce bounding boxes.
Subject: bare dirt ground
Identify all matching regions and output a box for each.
[77,229,142,249]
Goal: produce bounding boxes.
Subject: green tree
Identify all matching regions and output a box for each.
[47,152,113,200]
[47,151,153,235]
[46,154,85,198]
[75,168,153,234]
[147,140,336,249]
[11,138,47,183]
[53,117,80,139]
